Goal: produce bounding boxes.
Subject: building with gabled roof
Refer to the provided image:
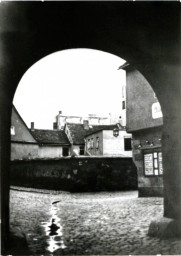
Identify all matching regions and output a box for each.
[84,124,132,157]
[11,106,39,160]
[64,121,132,157]
[64,122,117,156]
[11,106,71,160]
[31,129,70,145]
[31,129,70,158]
[120,62,163,197]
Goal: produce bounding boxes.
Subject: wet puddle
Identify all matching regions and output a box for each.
[41,201,66,253]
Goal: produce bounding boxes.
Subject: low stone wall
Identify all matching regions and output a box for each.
[10,157,137,192]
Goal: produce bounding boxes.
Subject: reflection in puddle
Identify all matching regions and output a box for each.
[49,219,60,236]
[41,204,66,253]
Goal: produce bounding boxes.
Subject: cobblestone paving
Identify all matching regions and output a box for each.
[10,189,181,255]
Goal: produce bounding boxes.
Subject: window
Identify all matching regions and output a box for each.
[122,86,125,99]
[53,122,57,129]
[63,147,69,156]
[96,137,99,149]
[87,139,91,149]
[79,146,84,155]
[144,150,163,176]
[11,126,15,135]
[91,138,94,149]
[124,138,132,151]
[122,101,126,110]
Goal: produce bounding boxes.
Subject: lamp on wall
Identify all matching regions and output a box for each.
[113,127,119,137]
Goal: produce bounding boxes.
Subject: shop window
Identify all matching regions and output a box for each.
[63,147,69,156]
[124,138,132,151]
[79,146,84,155]
[144,149,163,176]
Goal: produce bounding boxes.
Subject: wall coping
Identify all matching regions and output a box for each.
[11,155,132,162]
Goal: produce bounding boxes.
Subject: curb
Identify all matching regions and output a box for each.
[10,185,70,195]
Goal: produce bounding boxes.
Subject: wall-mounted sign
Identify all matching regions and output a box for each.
[158,152,163,174]
[144,153,154,175]
[144,150,163,176]
[152,102,163,119]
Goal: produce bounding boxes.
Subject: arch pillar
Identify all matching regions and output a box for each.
[151,64,181,220]
[147,63,181,238]
[0,90,12,254]
[163,115,181,219]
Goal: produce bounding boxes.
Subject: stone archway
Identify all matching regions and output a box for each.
[0,1,180,253]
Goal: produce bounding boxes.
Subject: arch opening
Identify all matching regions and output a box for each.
[1,2,180,253]
[10,48,166,254]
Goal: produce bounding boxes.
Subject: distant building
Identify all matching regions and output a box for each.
[64,122,86,156]
[11,106,70,160]
[120,62,163,197]
[84,124,132,157]
[85,114,110,125]
[55,111,111,130]
[64,121,129,157]
[55,111,83,130]
[31,128,70,158]
[11,106,39,160]
[11,106,130,159]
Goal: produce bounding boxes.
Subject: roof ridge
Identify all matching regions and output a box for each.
[32,129,64,132]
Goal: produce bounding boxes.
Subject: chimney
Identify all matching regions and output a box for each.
[53,122,57,130]
[31,122,34,130]
[59,111,62,115]
[83,120,89,130]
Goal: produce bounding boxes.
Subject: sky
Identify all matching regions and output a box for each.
[13,48,126,129]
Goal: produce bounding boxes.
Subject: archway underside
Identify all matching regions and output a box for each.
[0,1,180,253]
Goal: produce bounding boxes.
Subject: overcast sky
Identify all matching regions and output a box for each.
[13,48,126,129]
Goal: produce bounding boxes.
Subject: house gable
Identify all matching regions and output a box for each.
[11,106,37,143]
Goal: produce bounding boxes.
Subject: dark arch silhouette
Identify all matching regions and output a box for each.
[0,2,180,253]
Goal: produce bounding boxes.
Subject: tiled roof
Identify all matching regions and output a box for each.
[66,123,125,144]
[66,124,87,145]
[84,124,123,137]
[31,129,70,145]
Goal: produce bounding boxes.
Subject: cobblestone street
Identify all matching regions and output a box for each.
[10,188,181,255]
